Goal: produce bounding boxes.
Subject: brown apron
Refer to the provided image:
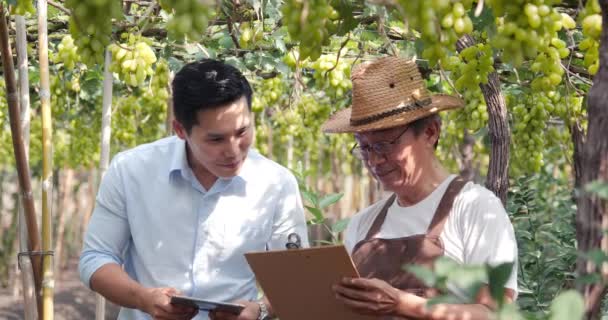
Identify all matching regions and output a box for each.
[351,177,467,307]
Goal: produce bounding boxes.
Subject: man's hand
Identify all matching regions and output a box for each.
[209,300,260,320]
[137,287,198,320]
[333,277,422,318]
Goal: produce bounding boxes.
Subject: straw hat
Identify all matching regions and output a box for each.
[321,56,464,133]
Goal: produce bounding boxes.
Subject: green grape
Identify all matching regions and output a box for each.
[53,35,81,71]
[238,21,264,49]
[509,92,554,173]
[282,0,337,61]
[65,0,123,66]
[394,0,474,66]
[310,52,352,98]
[488,0,566,67]
[445,42,494,93]
[109,35,157,87]
[10,0,35,16]
[578,0,602,75]
[160,0,216,41]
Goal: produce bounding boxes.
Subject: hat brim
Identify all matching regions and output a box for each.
[321,94,465,133]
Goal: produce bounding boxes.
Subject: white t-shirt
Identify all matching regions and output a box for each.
[344,175,518,296]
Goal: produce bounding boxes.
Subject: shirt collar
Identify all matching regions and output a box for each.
[168,137,189,180]
[168,137,250,191]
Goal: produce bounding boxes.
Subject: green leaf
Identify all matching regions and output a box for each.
[585,180,608,199]
[487,262,514,305]
[319,193,343,209]
[301,190,319,206]
[305,206,324,223]
[434,257,459,278]
[549,290,584,320]
[404,264,436,287]
[581,249,608,266]
[332,218,350,234]
[496,303,525,320]
[575,273,602,286]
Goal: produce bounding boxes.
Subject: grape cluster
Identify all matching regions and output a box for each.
[252,76,287,114]
[529,40,567,91]
[310,53,352,97]
[395,0,474,66]
[112,59,170,150]
[52,35,81,71]
[282,0,338,61]
[579,0,602,75]
[509,92,554,173]
[445,43,494,92]
[108,35,157,87]
[159,0,216,41]
[65,0,123,66]
[10,0,35,16]
[238,21,264,49]
[489,1,565,67]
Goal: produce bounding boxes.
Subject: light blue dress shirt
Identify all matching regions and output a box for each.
[79,136,309,320]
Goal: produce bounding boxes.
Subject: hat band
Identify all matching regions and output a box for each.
[349,98,432,126]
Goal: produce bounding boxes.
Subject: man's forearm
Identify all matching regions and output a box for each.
[89,263,146,310]
[396,292,491,320]
[398,287,513,320]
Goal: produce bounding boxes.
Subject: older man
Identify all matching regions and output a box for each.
[323,56,518,320]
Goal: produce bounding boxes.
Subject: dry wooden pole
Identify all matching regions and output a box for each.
[0,3,43,316]
[95,47,114,320]
[15,11,38,320]
[37,0,55,317]
[576,1,608,318]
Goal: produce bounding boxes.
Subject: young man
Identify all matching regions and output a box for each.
[79,59,308,320]
[323,56,518,319]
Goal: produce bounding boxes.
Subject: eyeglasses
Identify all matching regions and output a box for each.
[350,126,410,160]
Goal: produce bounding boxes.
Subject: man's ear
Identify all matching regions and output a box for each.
[173,120,187,140]
[425,119,441,147]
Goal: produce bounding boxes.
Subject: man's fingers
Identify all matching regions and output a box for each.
[340,277,378,290]
[334,284,376,302]
[335,293,378,315]
[209,310,237,320]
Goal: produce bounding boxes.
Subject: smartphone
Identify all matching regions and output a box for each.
[170,295,245,314]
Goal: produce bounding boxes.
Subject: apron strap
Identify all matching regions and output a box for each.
[426,177,468,238]
[364,194,396,240]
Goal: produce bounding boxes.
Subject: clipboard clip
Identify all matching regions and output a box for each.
[285,233,301,249]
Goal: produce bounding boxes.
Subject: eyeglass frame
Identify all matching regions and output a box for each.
[350,126,410,160]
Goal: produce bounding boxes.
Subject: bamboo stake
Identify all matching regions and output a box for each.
[0,3,43,316]
[37,0,55,318]
[15,12,38,320]
[95,47,114,320]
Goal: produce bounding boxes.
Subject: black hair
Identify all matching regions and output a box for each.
[172,59,253,134]
[409,114,442,149]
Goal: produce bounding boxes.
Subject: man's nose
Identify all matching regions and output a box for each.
[224,138,240,157]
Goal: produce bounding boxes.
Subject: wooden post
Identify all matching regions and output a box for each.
[0,4,43,317]
[38,0,56,317]
[15,11,37,320]
[95,47,114,320]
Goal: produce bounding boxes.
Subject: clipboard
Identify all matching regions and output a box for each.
[170,295,245,314]
[245,245,374,320]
